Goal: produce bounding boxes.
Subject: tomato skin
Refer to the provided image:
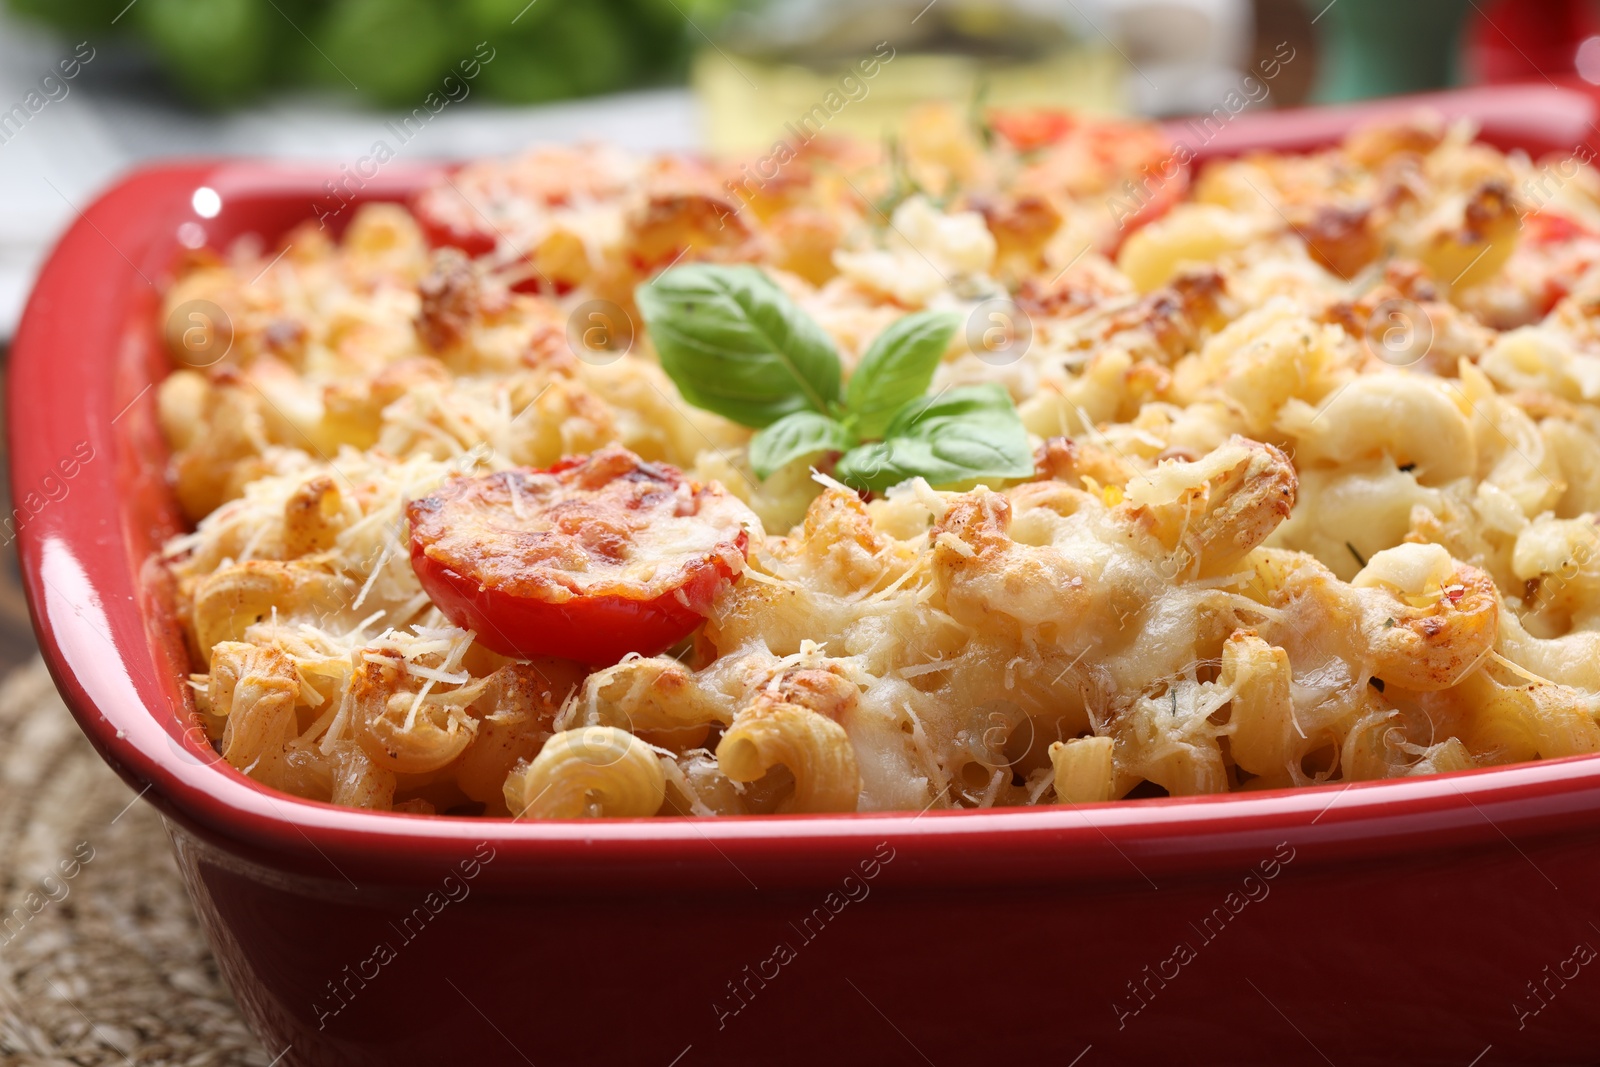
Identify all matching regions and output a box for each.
[413,182,497,257]
[1104,167,1189,255]
[1523,211,1597,246]
[407,449,752,666]
[411,533,745,665]
[413,185,576,293]
[991,107,1189,253]
[991,109,1079,153]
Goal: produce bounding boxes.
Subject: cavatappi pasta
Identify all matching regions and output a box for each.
[158,106,1600,817]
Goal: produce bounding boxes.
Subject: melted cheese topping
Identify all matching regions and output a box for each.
[409,445,754,601]
[158,107,1600,817]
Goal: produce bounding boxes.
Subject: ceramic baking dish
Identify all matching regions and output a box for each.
[13,83,1600,1067]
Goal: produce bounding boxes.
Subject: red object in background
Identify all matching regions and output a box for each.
[1465,0,1600,83]
[16,84,1600,1067]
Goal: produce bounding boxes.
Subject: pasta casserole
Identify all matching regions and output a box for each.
[156,106,1600,818]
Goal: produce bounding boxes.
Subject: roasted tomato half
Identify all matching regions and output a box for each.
[1522,210,1599,247]
[407,446,754,666]
[413,176,498,258]
[994,107,1190,252]
[990,109,1080,154]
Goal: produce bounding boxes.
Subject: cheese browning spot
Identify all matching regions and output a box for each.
[407,445,756,663]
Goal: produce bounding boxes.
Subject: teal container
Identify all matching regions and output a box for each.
[1309,0,1473,102]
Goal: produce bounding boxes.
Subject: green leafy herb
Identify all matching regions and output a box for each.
[875,133,932,219]
[634,264,841,427]
[968,79,995,149]
[637,265,1034,495]
[844,308,961,440]
[749,411,856,480]
[882,382,1018,432]
[836,385,1034,493]
[1346,541,1367,568]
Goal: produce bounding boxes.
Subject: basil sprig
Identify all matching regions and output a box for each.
[836,384,1032,493]
[637,264,1034,493]
[633,265,840,427]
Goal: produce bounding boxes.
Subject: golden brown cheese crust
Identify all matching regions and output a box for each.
[407,445,753,602]
[155,111,1600,817]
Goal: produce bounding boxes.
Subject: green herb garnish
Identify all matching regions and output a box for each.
[636,264,1034,494]
[633,264,840,426]
[969,80,995,150]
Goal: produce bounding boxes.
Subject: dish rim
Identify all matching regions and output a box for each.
[16,82,1600,892]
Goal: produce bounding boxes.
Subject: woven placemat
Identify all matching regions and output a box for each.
[0,658,269,1066]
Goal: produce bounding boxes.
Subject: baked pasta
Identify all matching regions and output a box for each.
[157,106,1600,817]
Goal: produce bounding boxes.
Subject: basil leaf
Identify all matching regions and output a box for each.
[837,384,1034,493]
[635,264,842,428]
[749,412,855,479]
[881,382,1018,437]
[845,308,960,439]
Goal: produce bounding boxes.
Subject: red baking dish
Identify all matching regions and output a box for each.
[15,83,1600,1067]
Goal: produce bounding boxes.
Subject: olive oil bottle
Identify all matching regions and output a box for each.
[693,0,1126,153]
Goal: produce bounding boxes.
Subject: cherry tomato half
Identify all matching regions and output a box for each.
[407,446,754,666]
[992,107,1189,254]
[1523,210,1599,247]
[990,109,1080,154]
[413,177,498,258]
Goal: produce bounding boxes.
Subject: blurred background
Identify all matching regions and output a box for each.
[4,0,1599,334]
[0,0,1596,659]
